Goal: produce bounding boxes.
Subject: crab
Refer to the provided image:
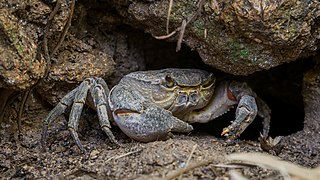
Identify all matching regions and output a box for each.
[41,68,271,151]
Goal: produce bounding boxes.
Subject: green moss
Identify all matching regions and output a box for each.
[7,29,24,56]
[191,18,205,37]
[239,49,249,59]
[228,41,250,62]
[17,38,24,55]
[170,0,197,21]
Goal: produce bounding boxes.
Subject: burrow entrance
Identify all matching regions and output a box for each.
[135,30,310,140]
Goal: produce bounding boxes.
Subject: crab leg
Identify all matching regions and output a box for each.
[68,79,91,151]
[256,96,271,138]
[221,81,271,141]
[41,87,79,149]
[90,79,120,146]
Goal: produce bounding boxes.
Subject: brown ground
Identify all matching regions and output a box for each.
[0,95,318,179]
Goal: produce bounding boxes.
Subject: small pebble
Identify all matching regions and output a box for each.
[90,150,100,159]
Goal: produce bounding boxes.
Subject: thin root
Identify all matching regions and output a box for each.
[51,0,75,56]
[17,90,31,135]
[166,0,174,34]
[105,149,142,163]
[154,0,205,52]
[178,144,197,180]
[165,158,213,180]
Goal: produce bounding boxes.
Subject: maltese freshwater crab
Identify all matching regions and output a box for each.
[41,68,271,151]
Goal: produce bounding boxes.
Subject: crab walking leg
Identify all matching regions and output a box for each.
[221,95,258,141]
[41,87,79,149]
[68,79,92,151]
[90,82,120,146]
[95,77,110,98]
[256,96,271,138]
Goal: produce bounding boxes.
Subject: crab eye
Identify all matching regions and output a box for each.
[202,74,215,88]
[164,75,175,88]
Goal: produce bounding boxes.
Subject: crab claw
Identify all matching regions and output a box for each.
[221,128,230,136]
[223,95,258,141]
[113,104,193,142]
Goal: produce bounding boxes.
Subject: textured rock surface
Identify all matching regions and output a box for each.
[280,56,320,167]
[117,0,320,75]
[303,59,320,132]
[0,8,46,90]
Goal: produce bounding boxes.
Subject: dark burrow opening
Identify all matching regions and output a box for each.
[138,32,312,140]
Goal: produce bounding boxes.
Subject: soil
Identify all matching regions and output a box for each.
[0,92,319,179]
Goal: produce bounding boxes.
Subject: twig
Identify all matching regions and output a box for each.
[17,90,31,135]
[176,19,186,52]
[153,30,178,40]
[105,149,142,163]
[51,0,75,56]
[43,0,61,78]
[228,152,320,180]
[154,0,205,52]
[178,144,197,180]
[166,0,174,34]
[165,158,213,180]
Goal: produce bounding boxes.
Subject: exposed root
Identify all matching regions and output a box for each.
[105,149,142,163]
[176,19,186,52]
[166,0,174,34]
[227,152,320,180]
[51,0,76,56]
[164,158,214,180]
[154,30,178,40]
[43,0,61,77]
[153,0,205,52]
[17,91,31,135]
[178,144,197,180]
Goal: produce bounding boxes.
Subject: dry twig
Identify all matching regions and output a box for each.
[166,0,174,34]
[105,149,142,163]
[178,144,197,180]
[228,152,320,180]
[165,158,213,180]
[51,0,75,56]
[153,0,205,51]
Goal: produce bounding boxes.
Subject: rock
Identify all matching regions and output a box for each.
[37,35,116,105]
[302,58,320,132]
[114,0,320,75]
[0,8,46,90]
[280,55,320,167]
[90,149,100,160]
